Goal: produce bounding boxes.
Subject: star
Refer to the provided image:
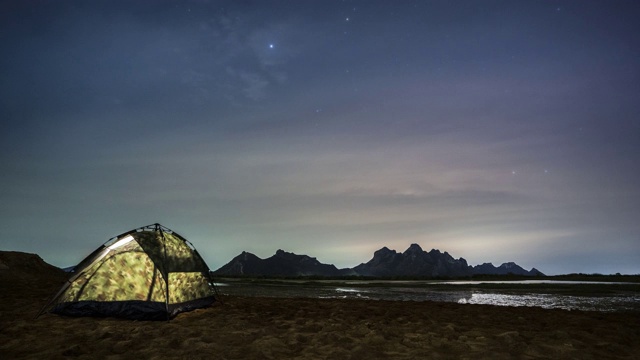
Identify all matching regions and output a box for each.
[269,44,274,49]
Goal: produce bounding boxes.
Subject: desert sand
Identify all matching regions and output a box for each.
[1,251,639,359]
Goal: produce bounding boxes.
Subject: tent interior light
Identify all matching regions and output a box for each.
[107,235,135,250]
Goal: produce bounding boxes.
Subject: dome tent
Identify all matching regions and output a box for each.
[39,223,218,320]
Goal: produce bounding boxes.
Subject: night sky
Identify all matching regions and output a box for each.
[2,1,639,275]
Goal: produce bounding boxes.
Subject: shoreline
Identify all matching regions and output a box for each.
[214,278,640,313]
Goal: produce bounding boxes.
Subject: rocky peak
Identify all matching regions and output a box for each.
[375,246,395,255]
[405,244,423,254]
[373,247,397,260]
[530,268,545,276]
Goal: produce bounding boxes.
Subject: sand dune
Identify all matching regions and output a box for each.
[1,251,639,359]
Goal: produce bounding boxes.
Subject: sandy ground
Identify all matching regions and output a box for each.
[1,252,639,359]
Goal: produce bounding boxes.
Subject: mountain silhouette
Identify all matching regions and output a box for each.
[213,244,544,278]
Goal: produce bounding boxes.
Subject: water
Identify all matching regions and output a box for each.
[215,280,640,312]
[459,293,640,312]
[437,280,637,285]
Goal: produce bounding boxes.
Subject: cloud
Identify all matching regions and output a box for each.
[224,68,270,101]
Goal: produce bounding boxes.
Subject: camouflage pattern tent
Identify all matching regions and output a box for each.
[39,223,218,320]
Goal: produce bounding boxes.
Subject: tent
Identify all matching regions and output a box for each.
[39,223,218,320]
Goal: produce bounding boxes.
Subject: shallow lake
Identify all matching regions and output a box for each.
[214,279,640,312]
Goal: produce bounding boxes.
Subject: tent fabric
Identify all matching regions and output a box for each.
[41,223,217,320]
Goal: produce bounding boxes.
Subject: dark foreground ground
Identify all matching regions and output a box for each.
[1,251,639,359]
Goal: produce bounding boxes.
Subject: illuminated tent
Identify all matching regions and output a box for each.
[39,223,218,320]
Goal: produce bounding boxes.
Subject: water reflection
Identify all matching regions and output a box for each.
[463,293,640,312]
[439,280,639,285]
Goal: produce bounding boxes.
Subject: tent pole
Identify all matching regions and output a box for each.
[157,224,171,321]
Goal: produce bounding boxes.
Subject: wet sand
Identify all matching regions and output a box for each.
[1,252,639,359]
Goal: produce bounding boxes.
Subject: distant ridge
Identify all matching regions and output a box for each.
[214,249,353,277]
[472,262,544,277]
[213,244,544,278]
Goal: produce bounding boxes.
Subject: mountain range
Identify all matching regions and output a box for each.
[213,244,544,278]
